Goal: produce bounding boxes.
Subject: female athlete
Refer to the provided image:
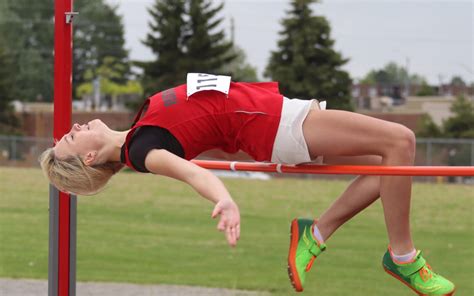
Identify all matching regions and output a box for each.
[40,73,455,295]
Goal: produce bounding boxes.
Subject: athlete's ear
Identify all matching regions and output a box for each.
[83,151,98,166]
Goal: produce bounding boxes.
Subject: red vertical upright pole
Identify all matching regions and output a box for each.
[54,1,73,139]
[51,0,75,296]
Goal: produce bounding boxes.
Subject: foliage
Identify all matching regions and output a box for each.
[0,0,129,102]
[183,0,236,73]
[362,62,426,86]
[0,0,54,101]
[416,114,443,138]
[73,0,130,89]
[450,76,466,86]
[416,81,437,96]
[140,0,188,95]
[417,95,474,139]
[218,45,258,82]
[141,0,239,95]
[0,44,21,135]
[264,0,352,110]
[443,95,474,138]
[77,57,143,98]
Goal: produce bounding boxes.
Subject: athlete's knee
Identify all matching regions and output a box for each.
[398,126,416,155]
[389,125,416,161]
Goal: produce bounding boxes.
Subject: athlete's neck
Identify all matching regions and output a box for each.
[105,130,130,162]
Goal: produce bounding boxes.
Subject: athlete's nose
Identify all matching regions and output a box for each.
[72,123,81,131]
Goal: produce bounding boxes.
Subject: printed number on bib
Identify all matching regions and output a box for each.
[186,73,231,99]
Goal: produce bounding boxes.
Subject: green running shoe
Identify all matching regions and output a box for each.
[287,218,326,292]
[383,249,455,295]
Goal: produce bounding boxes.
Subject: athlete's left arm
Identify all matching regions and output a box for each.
[144,149,241,247]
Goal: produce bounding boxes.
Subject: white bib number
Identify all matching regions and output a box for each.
[186,73,231,99]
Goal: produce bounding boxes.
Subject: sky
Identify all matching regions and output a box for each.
[107,0,473,84]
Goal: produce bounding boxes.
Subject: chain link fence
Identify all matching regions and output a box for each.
[0,136,51,168]
[1,135,472,183]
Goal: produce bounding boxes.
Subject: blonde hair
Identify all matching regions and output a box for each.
[39,148,124,196]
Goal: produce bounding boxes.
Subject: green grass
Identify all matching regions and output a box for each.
[0,167,472,295]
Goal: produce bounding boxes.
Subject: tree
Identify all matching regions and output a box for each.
[182,0,236,73]
[416,81,436,96]
[0,0,130,101]
[450,76,466,86]
[0,44,21,134]
[416,95,474,139]
[1,0,54,101]
[416,114,443,138]
[265,0,352,110]
[362,62,426,86]
[218,18,258,82]
[141,0,237,95]
[218,45,258,82]
[443,95,474,138]
[140,0,187,95]
[74,0,130,90]
[77,57,142,110]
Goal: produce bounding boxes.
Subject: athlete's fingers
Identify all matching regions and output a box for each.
[236,224,241,241]
[230,227,236,245]
[231,222,239,243]
[217,218,226,231]
[225,228,231,245]
[225,227,231,244]
[226,226,236,247]
[211,204,222,219]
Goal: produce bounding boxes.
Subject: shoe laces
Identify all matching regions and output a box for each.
[305,256,316,272]
[419,263,433,282]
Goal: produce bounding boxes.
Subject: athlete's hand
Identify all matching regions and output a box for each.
[211,199,241,247]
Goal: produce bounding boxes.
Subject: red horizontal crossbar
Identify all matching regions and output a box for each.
[191,160,474,176]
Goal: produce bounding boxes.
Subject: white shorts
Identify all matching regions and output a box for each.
[271,97,326,164]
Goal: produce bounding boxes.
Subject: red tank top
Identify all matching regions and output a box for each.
[123,81,283,171]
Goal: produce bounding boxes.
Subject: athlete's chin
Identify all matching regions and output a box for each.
[89,119,109,131]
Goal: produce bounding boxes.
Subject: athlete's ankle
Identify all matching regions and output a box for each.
[389,245,416,264]
[311,223,325,245]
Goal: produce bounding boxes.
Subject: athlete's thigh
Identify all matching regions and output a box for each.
[303,109,404,159]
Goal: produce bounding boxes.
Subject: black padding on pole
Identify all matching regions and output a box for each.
[48,185,59,296]
[69,195,77,296]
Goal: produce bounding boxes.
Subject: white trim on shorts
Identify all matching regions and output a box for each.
[271,97,326,164]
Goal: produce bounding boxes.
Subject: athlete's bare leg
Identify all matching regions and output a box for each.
[316,155,382,241]
[303,109,416,254]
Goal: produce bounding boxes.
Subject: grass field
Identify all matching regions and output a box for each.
[0,167,472,295]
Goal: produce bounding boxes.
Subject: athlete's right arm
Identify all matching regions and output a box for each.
[196,149,254,161]
[144,149,241,247]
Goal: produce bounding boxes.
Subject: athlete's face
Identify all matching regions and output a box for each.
[54,119,109,164]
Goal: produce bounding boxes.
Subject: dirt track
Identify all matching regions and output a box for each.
[0,278,269,296]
